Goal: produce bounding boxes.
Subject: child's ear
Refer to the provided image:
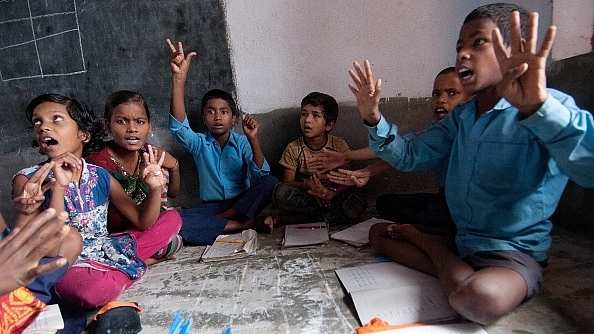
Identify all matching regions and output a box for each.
[79,130,91,143]
[325,120,335,132]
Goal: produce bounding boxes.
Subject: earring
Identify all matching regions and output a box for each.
[150,132,154,137]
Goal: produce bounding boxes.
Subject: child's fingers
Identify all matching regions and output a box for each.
[28,257,68,280]
[537,25,556,59]
[524,12,538,53]
[157,149,166,166]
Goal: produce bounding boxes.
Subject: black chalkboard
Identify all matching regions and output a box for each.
[0,0,234,151]
[0,0,235,220]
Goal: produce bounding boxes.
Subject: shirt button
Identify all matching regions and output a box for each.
[466,156,473,162]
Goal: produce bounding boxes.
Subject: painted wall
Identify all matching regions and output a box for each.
[224,0,554,115]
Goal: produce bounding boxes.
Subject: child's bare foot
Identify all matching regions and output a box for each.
[247,216,276,233]
[145,254,177,266]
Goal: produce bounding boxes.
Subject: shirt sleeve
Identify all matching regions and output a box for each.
[169,114,203,154]
[239,135,270,180]
[366,115,454,172]
[518,90,594,188]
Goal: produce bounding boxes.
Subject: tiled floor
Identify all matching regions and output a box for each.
[106,216,594,334]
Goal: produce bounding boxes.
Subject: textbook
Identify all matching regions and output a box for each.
[281,222,329,249]
[200,229,258,262]
[24,304,64,333]
[335,262,453,326]
[330,217,393,248]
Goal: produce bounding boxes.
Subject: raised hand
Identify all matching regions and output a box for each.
[0,208,69,295]
[167,39,197,77]
[13,162,55,217]
[50,153,81,187]
[307,148,346,174]
[327,168,370,188]
[348,60,382,126]
[493,11,556,116]
[140,144,166,189]
[242,114,260,140]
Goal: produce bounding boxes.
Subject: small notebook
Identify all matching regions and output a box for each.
[200,229,258,262]
[330,217,393,248]
[24,304,64,333]
[281,222,329,249]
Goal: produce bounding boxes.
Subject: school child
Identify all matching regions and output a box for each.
[167,39,278,245]
[313,67,470,236]
[86,90,183,264]
[348,3,594,325]
[13,93,172,308]
[271,92,367,226]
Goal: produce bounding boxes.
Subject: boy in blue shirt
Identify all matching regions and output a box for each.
[167,39,278,245]
[348,3,593,325]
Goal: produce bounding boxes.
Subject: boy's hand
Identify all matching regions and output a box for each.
[307,148,346,174]
[141,144,166,190]
[493,11,556,116]
[242,114,260,139]
[307,174,335,207]
[348,60,382,126]
[13,162,55,217]
[0,208,69,294]
[327,168,370,188]
[167,39,197,78]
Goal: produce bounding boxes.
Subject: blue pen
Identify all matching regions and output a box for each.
[179,317,193,334]
[168,311,183,334]
[221,327,232,334]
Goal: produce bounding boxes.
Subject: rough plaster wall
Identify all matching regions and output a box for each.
[224,0,552,115]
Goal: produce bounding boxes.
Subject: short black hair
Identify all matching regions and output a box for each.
[464,3,529,46]
[201,89,240,118]
[26,93,105,157]
[437,67,456,77]
[104,90,151,123]
[301,92,339,125]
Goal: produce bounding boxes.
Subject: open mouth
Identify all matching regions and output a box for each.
[434,107,448,118]
[125,137,141,144]
[458,68,473,81]
[42,137,58,146]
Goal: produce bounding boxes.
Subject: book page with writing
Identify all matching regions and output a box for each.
[330,217,392,247]
[350,282,452,326]
[335,262,436,293]
[376,322,487,334]
[282,222,328,248]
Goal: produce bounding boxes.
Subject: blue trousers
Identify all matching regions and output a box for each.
[179,175,278,245]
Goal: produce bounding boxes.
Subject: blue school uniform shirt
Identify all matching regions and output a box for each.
[367,89,594,262]
[169,115,270,201]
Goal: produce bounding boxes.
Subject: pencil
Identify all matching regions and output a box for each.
[216,239,245,244]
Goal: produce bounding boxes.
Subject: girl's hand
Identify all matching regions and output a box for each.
[167,39,197,77]
[150,146,177,170]
[140,144,166,189]
[50,153,82,187]
[13,162,55,217]
[242,114,260,139]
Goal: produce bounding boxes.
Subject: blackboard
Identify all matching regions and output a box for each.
[0,0,235,221]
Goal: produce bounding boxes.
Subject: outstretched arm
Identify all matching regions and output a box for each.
[493,11,556,116]
[327,160,392,187]
[168,39,197,123]
[307,147,378,173]
[348,60,383,126]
